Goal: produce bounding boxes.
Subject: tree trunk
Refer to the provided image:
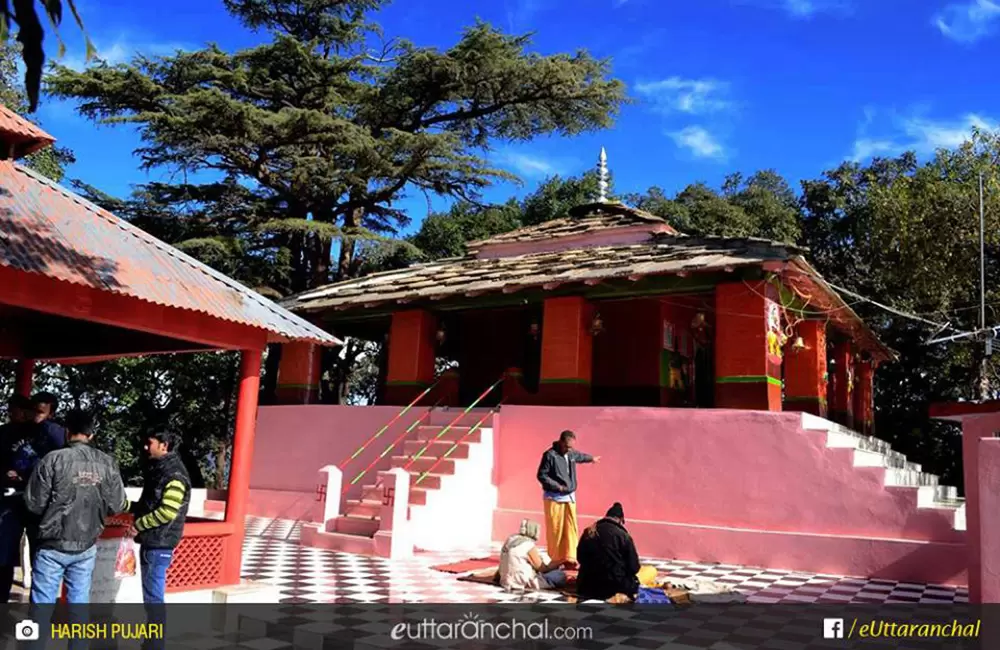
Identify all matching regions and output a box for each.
[290,231,309,293]
[215,439,230,489]
[312,235,332,288]
[336,201,364,281]
[260,344,282,405]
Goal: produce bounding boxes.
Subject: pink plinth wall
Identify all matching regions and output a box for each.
[250,404,967,585]
[979,438,1000,603]
[248,405,430,519]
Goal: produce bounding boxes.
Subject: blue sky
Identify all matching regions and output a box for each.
[31,0,1000,231]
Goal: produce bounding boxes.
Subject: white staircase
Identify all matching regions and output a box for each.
[801,413,965,532]
[302,408,497,555]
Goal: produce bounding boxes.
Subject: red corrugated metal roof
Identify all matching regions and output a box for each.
[0,105,55,157]
[0,160,340,347]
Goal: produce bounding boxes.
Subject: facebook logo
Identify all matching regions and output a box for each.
[823,618,845,639]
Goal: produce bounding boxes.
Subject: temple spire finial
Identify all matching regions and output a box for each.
[597,147,609,203]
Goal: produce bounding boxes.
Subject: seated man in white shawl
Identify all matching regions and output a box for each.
[498,519,568,591]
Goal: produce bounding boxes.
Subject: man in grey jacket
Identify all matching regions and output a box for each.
[24,410,127,604]
[536,430,599,567]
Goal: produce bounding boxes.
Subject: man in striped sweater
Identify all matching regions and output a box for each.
[127,431,191,609]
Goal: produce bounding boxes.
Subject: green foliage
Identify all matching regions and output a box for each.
[798,131,1000,488]
[629,170,801,242]
[46,1,627,292]
[0,43,74,180]
[0,0,92,110]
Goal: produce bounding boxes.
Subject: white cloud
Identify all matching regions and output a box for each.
[669,126,727,161]
[740,0,848,18]
[496,151,572,178]
[635,77,734,116]
[58,36,192,71]
[934,0,1000,43]
[850,109,998,161]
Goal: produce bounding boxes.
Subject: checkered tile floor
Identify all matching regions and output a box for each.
[239,516,969,606]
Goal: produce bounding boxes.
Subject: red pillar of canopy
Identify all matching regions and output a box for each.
[14,358,34,396]
[221,348,262,584]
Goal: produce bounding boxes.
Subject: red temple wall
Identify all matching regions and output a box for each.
[457,309,529,403]
[592,299,660,405]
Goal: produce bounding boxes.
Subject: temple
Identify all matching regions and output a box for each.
[280,151,892,434]
[251,154,970,592]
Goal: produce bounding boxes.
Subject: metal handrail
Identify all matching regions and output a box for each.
[337,378,441,470]
[413,404,501,486]
[342,400,441,493]
[348,376,504,509]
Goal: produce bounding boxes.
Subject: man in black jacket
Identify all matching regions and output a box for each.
[127,431,191,607]
[536,430,599,567]
[576,502,656,602]
[24,410,127,603]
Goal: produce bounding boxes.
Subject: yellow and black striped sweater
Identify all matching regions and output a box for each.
[124,480,186,532]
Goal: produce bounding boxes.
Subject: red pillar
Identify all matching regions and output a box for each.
[829,340,854,428]
[14,358,34,396]
[275,342,322,404]
[221,348,262,585]
[538,297,594,406]
[384,310,437,405]
[714,282,783,411]
[852,359,875,435]
[783,321,827,417]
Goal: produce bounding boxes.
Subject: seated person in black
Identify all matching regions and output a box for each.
[0,395,34,602]
[576,502,656,602]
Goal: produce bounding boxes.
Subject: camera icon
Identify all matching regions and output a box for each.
[15,620,40,641]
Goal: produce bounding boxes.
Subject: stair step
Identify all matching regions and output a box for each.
[414,425,483,443]
[329,515,380,537]
[345,484,429,512]
[852,449,921,472]
[428,408,493,427]
[884,468,939,488]
[377,469,446,490]
[403,439,470,459]
[343,499,382,519]
[827,430,898,457]
[302,524,377,554]
[390,456,455,474]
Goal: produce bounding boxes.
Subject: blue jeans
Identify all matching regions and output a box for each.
[542,569,567,588]
[141,549,172,650]
[30,546,97,604]
[140,548,173,604]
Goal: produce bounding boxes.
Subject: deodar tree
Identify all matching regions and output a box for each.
[46,0,627,401]
[46,0,626,291]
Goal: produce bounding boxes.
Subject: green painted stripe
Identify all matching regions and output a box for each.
[716,375,782,387]
[539,378,591,385]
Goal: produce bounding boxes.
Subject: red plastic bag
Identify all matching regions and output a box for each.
[114,537,137,579]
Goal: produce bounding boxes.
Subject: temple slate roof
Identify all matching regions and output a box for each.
[467,202,677,250]
[283,232,802,313]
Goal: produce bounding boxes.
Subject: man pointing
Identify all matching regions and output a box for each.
[536,430,599,567]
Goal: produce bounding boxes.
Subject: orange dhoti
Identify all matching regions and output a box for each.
[543,499,579,563]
